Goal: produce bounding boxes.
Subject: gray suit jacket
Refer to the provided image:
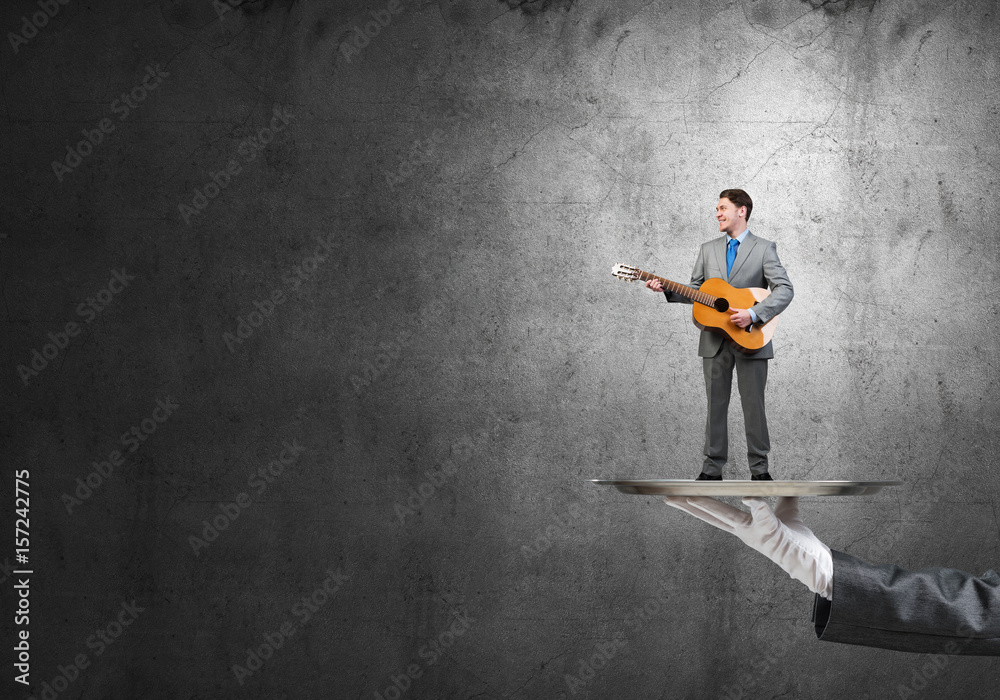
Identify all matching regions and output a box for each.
[664,232,793,359]
[813,550,1000,655]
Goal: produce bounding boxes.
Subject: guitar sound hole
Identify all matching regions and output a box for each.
[713,298,730,313]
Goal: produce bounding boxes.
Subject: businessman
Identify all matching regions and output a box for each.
[646,189,793,480]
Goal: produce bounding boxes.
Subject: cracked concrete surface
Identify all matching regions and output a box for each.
[4,0,1000,697]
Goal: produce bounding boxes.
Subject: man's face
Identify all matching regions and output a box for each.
[716,198,746,235]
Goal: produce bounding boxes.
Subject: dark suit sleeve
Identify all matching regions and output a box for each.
[812,550,1000,655]
[663,243,705,304]
[749,241,793,324]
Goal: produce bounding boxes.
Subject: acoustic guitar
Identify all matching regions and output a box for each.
[611,263,779,353]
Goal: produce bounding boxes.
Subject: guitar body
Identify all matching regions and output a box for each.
[610,264,781,353]
[692,278,777,353]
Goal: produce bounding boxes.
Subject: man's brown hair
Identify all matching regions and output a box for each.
[719,188,753,221]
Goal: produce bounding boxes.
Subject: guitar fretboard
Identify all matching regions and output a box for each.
[636,270,718,307]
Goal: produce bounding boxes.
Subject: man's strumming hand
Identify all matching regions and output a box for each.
[730,308,752,328]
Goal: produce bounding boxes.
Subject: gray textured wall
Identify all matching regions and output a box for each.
[4,0,1000,697]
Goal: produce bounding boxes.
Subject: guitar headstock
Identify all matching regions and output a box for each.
[611,263,641,282]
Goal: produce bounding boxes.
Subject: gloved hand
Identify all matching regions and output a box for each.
[663,496,833,600]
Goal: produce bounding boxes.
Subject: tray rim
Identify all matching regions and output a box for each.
[591,479,905,485]
[590,478,904,497]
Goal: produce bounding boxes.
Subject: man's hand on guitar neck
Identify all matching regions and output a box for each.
[647,277,757,329]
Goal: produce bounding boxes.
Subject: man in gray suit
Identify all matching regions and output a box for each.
[646,189,793,480]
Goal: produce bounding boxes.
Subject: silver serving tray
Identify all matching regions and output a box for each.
[591,479,903,497]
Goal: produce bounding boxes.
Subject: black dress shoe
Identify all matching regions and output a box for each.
[751,472,773,481]
[696,472,723,481]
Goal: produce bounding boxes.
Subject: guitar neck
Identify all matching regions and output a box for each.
[635,270,717,307]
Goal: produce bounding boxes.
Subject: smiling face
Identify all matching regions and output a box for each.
[716,197,748,237]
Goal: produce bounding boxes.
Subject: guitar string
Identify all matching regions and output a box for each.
[615,267,769,348]
[635,269,716,306]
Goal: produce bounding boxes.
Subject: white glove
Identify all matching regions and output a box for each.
[663,496,833,600]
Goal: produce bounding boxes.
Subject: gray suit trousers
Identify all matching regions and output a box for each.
[702,343,769,476]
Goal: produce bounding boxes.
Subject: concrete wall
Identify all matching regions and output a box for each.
[4,0,999,696]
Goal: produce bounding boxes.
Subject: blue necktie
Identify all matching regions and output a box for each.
[726,238,739,278]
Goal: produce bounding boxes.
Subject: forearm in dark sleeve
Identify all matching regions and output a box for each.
[812,550,1000,655]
